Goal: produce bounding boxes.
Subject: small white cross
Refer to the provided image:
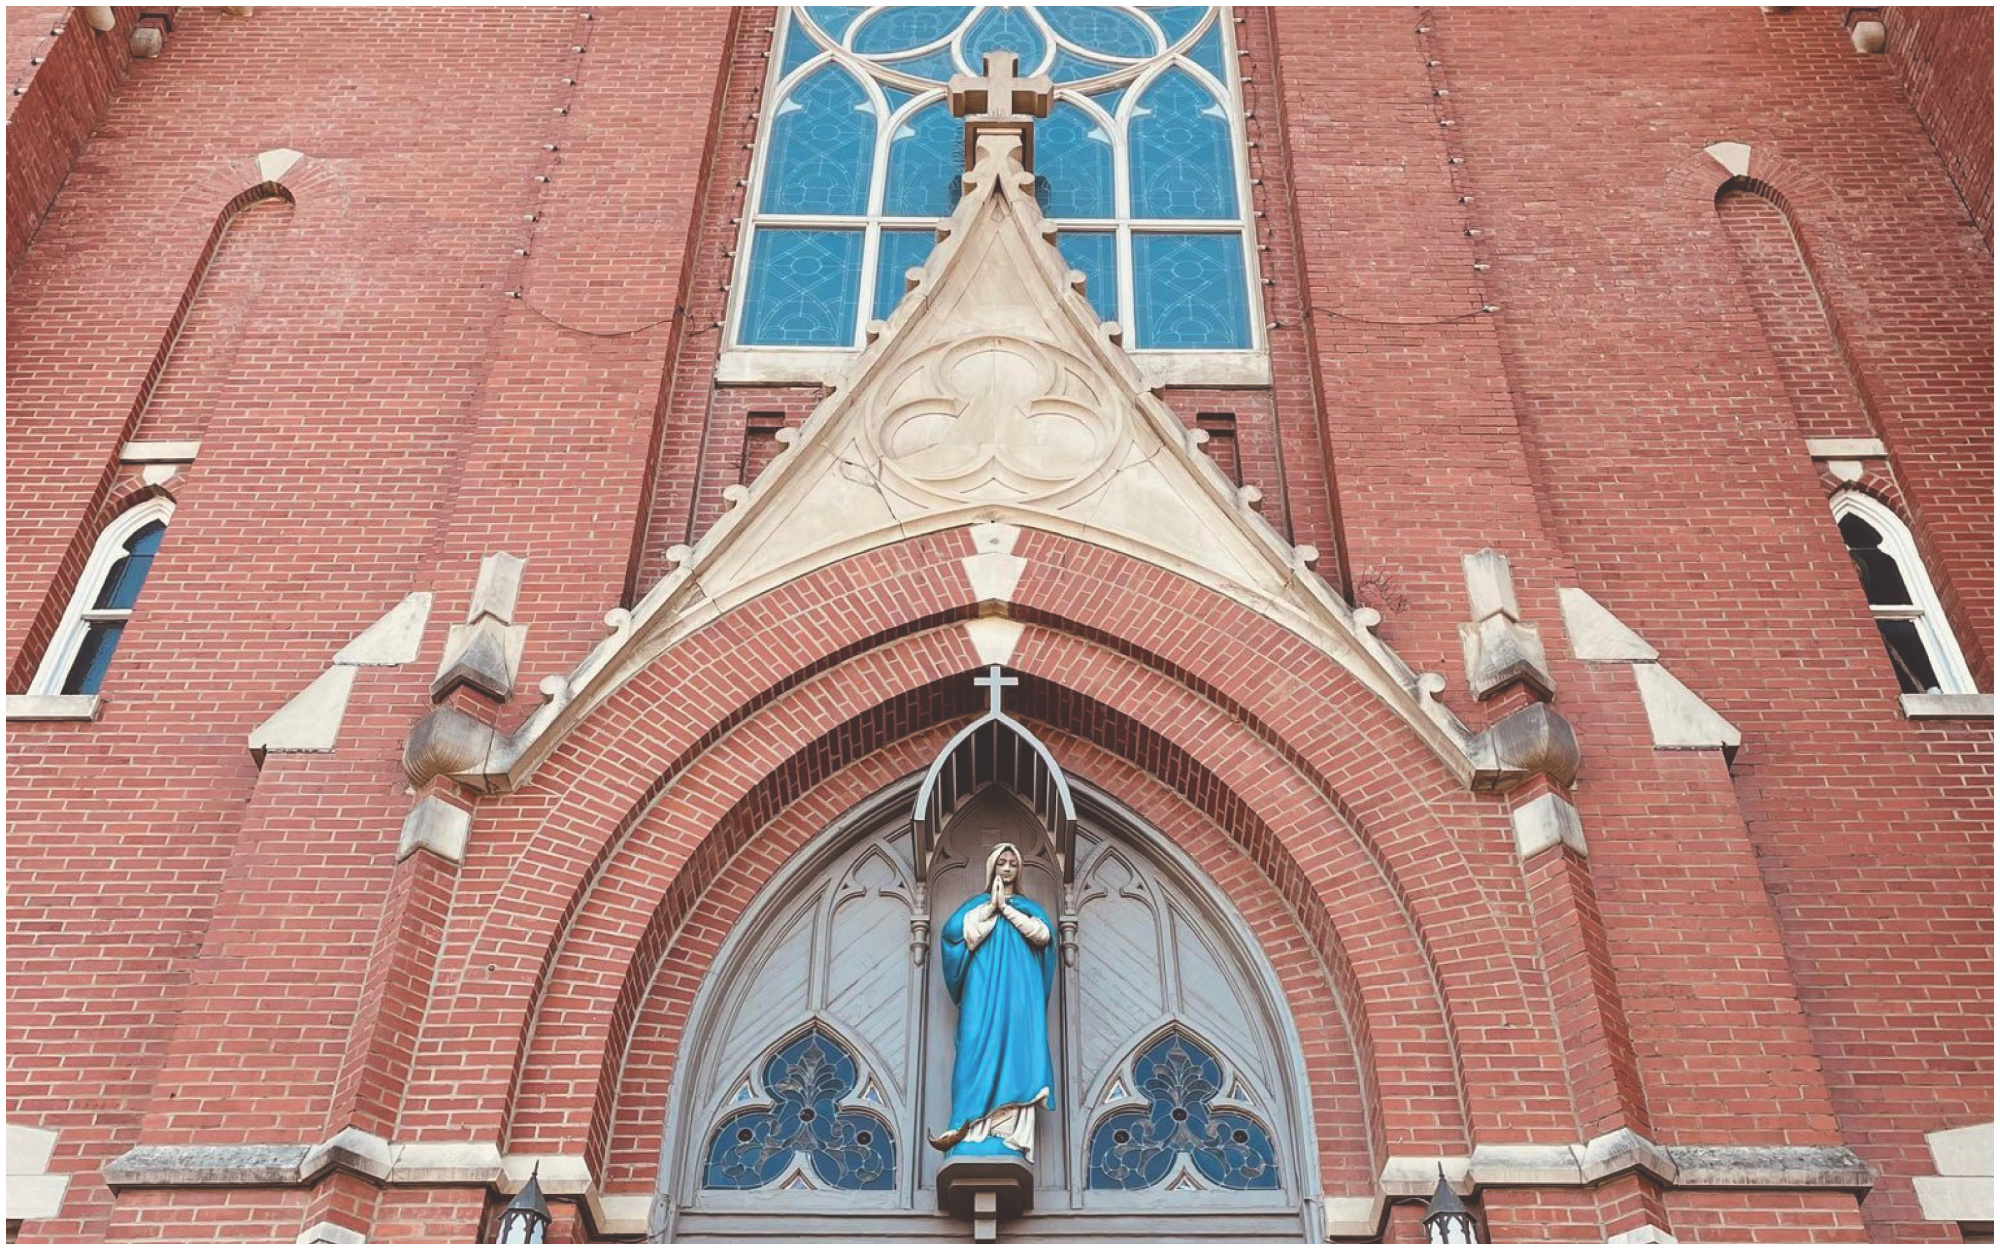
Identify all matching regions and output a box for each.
[973,664,1018,716]
[948,51,1052,123]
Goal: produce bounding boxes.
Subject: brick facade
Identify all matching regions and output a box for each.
[6,7,1989,1244]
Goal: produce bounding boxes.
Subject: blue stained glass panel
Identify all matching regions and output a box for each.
[1129,68,1236,219]
[703,1028,896,1191]
[884,101,963,217]
[741,228,865,346]
[874,229,936,320]
[1056,231,1117,322]
[1186,17,1227,80]
[61,621,125,696]
[1034,102,1114,219]
[93,522,165,610]
[1088,84,1128,117]
[880,46,960,84]
[960,7,1047,75]
[1144,6,1208,49]
[1043,6,1157,58]
[852,6,971,54]
[802,5,867,42]
[761,66,876,216]
[1087,1031,1279,1191]
[1050,47,1121,84]
[1132,233,1250,348]
[779,12,824,77]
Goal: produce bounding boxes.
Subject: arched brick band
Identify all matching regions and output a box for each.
[399,529,1582,1166]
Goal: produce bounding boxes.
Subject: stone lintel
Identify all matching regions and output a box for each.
[6,694,102,722]
[1804,437,1887,460]
[1901,693,1994,720]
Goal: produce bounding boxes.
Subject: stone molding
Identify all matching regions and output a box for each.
[1901,692,1994,720]
[431,553,528,701]
[295,1221,365,1245]
[249,592,435,762]
[1914,1122,1993,1224]
[117,439,201,463]
[397,795,473,864]
[5,693,102,722]
[1458,549,1556,700]
[1511,792,1588,859]
[6,1123,70,1224]
[1557,586,1741,756]
[102,1128,1865,1242]
[411,126,1511,797]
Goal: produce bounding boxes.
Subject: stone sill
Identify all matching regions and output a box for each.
[716,347,1272,389]
[6,694,102,722]
[1902,693,1994,720]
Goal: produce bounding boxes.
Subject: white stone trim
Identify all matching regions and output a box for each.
[28,497,175,697]
[1557,587,1658,662]
[1511,792,1587,860]
[1632,664,1742,752]
[1915,1123,1994,1224]
[397,796,473,865]
[963,618,1026,667]
[295,1220,366,1244]
[117,439,200,464]
[1805,437,1887,460]
[249,665,358,757]
[1704,141,1751,177]
[1608,1224,1678,1244]
[6,694,102,722]
[1831,491,1978,696]
[1901,693,1993,720]
[6,1124,69,1224]
[332,592,432,666]
[718,346,1271,388]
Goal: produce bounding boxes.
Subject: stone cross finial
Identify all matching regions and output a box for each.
[947,51,1053,172]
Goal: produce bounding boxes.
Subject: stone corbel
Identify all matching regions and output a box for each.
[1469,702,1581,792]
[432,553,528,702]
[1459,549,1556,700]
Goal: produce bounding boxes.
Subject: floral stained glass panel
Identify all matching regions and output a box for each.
[1132,233,1249,349]
[704,1028,896,1190]
[1129,68,1236,219]
[1087,1031,1279,1191]
[762,66,877,216]
[741,228,865,346]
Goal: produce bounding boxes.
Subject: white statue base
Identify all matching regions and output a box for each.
[937,1155,1034,1243]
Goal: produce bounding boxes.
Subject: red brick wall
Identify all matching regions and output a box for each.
[6,7,136,273]
[4,6,1987,1245]
[1884,6,1994,248]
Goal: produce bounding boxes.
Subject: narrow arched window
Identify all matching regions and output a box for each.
[31,500,175,698]
[1830,493,1974,696]
[732,7,1261,366]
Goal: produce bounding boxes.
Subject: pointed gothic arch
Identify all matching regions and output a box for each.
[653,771,1323,1241]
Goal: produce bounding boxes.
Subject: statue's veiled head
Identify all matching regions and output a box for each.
[985,842,1024,893]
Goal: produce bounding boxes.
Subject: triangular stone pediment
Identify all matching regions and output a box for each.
[482,129,1498,791]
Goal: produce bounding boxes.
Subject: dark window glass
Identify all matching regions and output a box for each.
[92,521,166,611]
[1876,619,1941,694]
[62,621,126,696]
[1838,513,1913,606]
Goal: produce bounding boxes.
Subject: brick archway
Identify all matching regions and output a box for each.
[399,528,1582,1184]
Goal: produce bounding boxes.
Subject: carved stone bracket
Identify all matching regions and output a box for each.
[1458,549,1556,701]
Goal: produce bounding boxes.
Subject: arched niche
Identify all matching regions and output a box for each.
[654,776,1321,1241]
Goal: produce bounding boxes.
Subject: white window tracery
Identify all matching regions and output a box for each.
[1830,491,1975,696]
[29,498,175,698]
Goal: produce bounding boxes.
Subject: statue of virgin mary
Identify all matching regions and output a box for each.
[929,842,1059,1161]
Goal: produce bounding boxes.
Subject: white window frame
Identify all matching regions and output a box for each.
[28,498,175,697]
[722,5,1269,387]
[1830,491,1976,697]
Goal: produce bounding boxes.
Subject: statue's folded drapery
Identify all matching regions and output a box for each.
[929,846,1059,1161]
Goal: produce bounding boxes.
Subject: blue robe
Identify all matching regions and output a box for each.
[931,891,1059,1155]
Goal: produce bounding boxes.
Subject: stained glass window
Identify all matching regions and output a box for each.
[742,228,866,346]
[1086,1030,1280,1191]
[1831,493,1976,696]
[33,506,172,699]
[703,1027,896,1190]
[735,7,1260,354]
